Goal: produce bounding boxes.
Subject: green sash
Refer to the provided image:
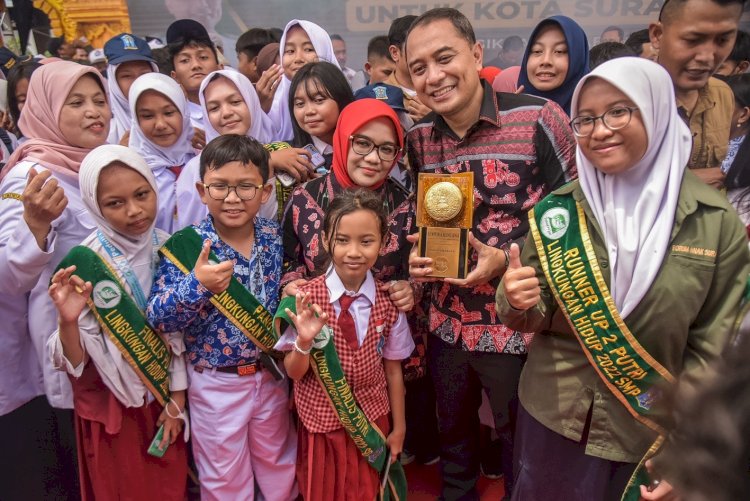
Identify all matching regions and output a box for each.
[274,296,407,501]
[56,246,171,406]
[159,227,278,354]
[529,194,675,501]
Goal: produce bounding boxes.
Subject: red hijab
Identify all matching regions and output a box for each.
[331,99,404,190]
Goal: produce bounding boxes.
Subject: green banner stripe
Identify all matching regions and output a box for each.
[530,195,673,434]
[275,295,407,500]
[56,246,171,406]
[160,228,278,353]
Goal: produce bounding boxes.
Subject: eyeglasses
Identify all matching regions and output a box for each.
[202,182,264,201]
[349,135,401,162]
[570,106,640,137]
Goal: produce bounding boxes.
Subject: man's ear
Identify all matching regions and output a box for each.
[738,60,750,74]
[649,22,663,51]
[388,45,400,63]
[472,41,484,71]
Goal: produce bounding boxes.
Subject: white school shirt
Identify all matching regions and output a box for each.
[0,161,96,409]
[275,267,415,360]
[47,230,188,407]
[188,101,204,130]
[175,153,279,230]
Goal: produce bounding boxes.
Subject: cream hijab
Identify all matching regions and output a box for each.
[198,69,273,144]
[127,72,194,171]
[571,57,692,318]
[268,19,340,141]
[79,144,161,295]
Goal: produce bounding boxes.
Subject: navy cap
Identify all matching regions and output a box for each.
[0,47,31,77]
[104,33,154,65]
[354,83,407,112]
[166,19,212,45]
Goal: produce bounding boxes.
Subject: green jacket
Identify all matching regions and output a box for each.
[496,171,750,462]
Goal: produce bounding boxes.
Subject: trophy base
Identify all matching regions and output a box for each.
[418,226,470,279]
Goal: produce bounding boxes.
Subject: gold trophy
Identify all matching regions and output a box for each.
[416,172,474,278]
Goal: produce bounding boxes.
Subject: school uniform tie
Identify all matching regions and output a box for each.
[337,294,360,350]
[167,165,183,178]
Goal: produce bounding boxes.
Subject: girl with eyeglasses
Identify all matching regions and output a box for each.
[496,57,750,500]
[281,99,415,312]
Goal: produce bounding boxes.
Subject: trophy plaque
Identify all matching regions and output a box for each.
[416,172,474,278]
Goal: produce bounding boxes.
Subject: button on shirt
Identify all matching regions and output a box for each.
[147,216,283,368]
[275,267,415,360]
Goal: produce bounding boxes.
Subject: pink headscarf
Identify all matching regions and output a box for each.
[0,60,109,181]
[492,66,521,93]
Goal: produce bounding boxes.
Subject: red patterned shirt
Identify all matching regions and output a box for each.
[407,82,577,353]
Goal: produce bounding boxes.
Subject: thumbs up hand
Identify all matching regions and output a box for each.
[194,240,235,294]
[502,243,541,310]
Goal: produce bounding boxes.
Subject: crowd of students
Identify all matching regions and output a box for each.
[1,1,750,500]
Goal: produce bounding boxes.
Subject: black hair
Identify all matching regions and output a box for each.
[269,27,283,41]
[168,39,218,65]
[236,28,276,60]
[589,42,636,69]
[502,35,524,52]
[367,35,393,61]
[7,60,41,137]
[150,47,173,75]
[659,0,746,23]
[600,25,624,40]
[330,34,345,42]
[721,74,750,194]
[47,37,65,57]
[625,28,651,56]
[322,188,389,269]
[406,8,477,52]
[199,134,270,182]
[288,61,354,147]
[388,15,418,49]
[728,30,750,64]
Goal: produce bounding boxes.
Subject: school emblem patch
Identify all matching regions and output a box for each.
[120,34,137,50]
[313,324,333,349]
[374,86,388,100]
[539,207,570,240]
[93,280,122,309]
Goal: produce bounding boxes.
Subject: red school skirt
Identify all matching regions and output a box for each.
[71,362,188,501]
[297,413,391,501]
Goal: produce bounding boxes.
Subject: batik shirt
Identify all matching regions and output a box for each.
[147,216,282,368]
[407,81,577,354]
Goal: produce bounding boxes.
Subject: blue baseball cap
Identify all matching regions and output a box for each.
[354,83,407,113]
[104,33,154,66]
[0,47,31,77]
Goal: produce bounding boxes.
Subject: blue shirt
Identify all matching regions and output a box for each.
[147,216,282,368]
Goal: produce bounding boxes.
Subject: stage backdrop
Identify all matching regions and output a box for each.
[127,0,750,68]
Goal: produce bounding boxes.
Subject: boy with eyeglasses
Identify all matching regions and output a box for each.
[147,134,297,501]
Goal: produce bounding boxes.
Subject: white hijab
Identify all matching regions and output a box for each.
[127,72,194,171]
[105,62,158,144]
[198,69,273,144]
[572,57,692,318]
[79,144,161,294]
[268,19,340,141]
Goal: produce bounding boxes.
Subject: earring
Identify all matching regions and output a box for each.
[739,122,743,128]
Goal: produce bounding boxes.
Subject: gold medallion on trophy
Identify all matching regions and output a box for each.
[416,172,474,278]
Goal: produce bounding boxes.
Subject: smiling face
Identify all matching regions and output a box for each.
[197,160,272,235]
[526,23,569,92]
[407,19,484,127]
[58,74,111,149]
[651,0,741,95]
[116,60,154,98]
[575,78,648,175]
[97,162,157,236]
[283,26,319,80]
[135,90,183,147]
[323,208,383,292]
[171,42,220,94]
[345,117,399,188]
[293,79,340,145]
[204,76,251,136]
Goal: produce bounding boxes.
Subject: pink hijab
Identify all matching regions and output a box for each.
[0,61,108,181]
